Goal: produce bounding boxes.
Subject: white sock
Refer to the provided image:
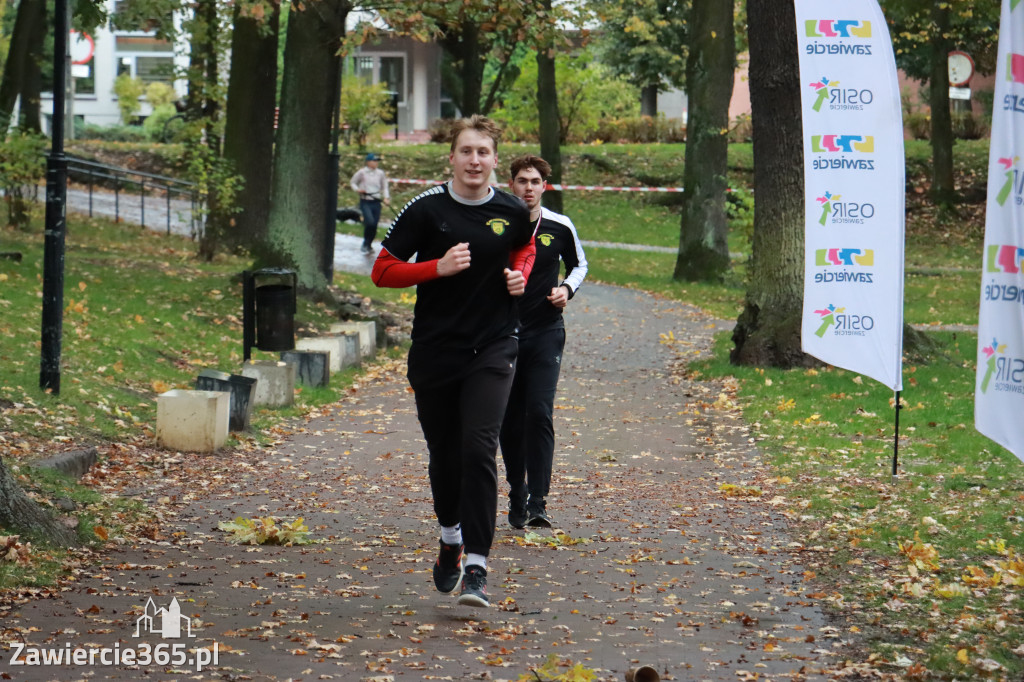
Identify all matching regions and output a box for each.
[440,524,462,546]
[465,553,487,572]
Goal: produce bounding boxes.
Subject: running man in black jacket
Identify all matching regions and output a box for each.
[501,155,588,529]
[371,117,535,608]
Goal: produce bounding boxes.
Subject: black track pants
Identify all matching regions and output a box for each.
[407,336,518,557]
[499,327,565,501]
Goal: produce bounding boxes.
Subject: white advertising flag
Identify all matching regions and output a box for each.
[975,0,1024,462]
[795,0,905,391]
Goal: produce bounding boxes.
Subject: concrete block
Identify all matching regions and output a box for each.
[295,335,359,372]
[194,369,257,432]
[240,360,295,408]
[295,336,340,372]
[330,321,376,358]
[280,350,331,387]
[341,332,361,369]
[156,389,229,452]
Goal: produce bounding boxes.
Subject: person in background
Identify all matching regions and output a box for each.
[371,116,536,608]
[501,154,588,529]
[350,152,390,254]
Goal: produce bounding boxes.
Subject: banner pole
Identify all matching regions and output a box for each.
[891,390,901,483]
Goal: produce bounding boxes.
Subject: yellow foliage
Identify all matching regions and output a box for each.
[898,532,940,572]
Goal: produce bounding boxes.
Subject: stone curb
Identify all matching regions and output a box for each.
[32,446,98,480]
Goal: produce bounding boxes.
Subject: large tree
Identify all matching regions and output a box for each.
[591,0,689,116]
[0,457,78,547]
[730,0,810,368]
[879,0,1000,207]
[262,0,349,291]
[672,0,735,282]
[220,0,280,254]
[0,0,46,130]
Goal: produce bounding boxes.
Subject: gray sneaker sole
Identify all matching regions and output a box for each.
[457,591,490,607]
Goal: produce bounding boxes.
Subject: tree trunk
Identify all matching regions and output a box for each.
[731,0,812,368]
[536,14,563,215]
[640,83,658,117]
[221,1,280,254]
[264,0,347,291]
[195,0,226,260]
[0,0,46,129]
[928,0,955,207]
[440,23,485,117]
[0,457,78,547]
[673,0,734,282]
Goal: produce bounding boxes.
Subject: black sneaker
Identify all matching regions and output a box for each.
[508,488,528,529]
[432,541,464,594]
[458,565,489,607]
[526,498,552,528]
[361,244,374,254]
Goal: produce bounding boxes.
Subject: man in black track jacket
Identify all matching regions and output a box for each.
[500,155,588,529]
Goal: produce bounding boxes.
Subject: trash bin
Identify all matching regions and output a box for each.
[243,268,297,361]
[194,369,258,432]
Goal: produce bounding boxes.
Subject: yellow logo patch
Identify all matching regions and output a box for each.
[537,233,554,247]
[487,218,509,236]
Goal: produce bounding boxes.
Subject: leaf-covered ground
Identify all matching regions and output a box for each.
[0,285,888,681]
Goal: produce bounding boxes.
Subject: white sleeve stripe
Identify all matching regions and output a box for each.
[540,208,588,294]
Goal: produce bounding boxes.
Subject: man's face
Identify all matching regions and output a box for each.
[449,129,497,195]
[366,159,379,169]
[511,167,545,211]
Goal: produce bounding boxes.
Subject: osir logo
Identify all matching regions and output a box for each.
[487,218,509,235]
[812,303,874,338]
[980,339,1024,395]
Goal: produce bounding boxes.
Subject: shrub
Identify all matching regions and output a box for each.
[951,111,989,140]
[142,104,180,141]
[75,122,150,142]
[0,129,47,229]
[339,79,393,149]
[145,82,178,108]
[587,115,685,144]
[113,74,146,125]
[905,112,930,140]
[727,113,752,143]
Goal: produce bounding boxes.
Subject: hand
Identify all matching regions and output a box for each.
[505,268,525,296]
[383,198,390,205]
[437,242,471,277]
[547,285,569,309]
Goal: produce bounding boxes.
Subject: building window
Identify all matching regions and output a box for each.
[379,57,405,102]
[349,54,405,102]
[115,36,175,85]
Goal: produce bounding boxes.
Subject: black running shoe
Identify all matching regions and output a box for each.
[508,488,528,529]
[432,541,464,594]
[458,565,489,607]
[526,498,552,528]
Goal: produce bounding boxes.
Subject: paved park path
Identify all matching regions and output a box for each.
[1,278,864,681]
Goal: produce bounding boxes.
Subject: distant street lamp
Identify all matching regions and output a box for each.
[40,0,69,394]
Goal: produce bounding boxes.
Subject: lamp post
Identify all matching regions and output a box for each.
[40,0,69,394]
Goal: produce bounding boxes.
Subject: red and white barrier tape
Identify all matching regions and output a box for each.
[388,178,687,193]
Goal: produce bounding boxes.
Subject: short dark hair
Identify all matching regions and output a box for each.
[449,115,503,152]
[509,154,552,182]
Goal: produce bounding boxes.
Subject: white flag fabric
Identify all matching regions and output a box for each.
[975,0,1024,462]
[795,0,905,391]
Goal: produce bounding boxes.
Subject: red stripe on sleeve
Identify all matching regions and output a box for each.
[371,248,441,288]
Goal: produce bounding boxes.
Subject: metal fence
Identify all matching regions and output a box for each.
[65,156,204,238]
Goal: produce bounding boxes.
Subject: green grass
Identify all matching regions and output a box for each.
[9,138,1018,677]
[686,328,1023,677]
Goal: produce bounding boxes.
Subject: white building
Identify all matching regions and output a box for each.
[38,4,443,138]
[40,2,189,132]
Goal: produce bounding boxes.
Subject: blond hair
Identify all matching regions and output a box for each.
[449,115,503,152]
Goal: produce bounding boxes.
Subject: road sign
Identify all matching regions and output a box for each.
[69,30,94,65]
